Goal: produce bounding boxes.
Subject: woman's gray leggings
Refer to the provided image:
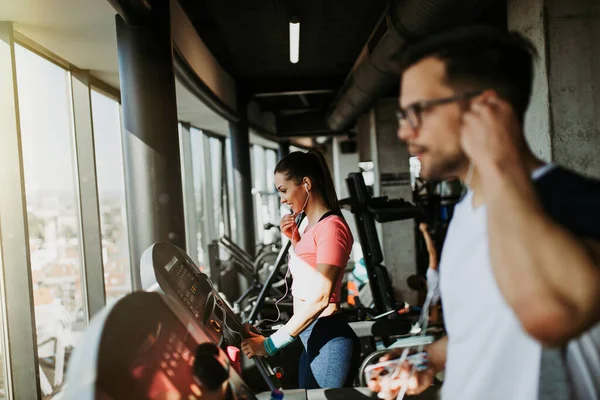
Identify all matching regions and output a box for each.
[298,313,360,389]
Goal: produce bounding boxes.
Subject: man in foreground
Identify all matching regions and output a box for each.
[374,25,600,399]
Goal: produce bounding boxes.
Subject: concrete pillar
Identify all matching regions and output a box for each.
[508,0,600,178]
[229,97,256,255]
[373,99,416,304]
[356,98,417,304]
[332,136,360,245]
[116,2,186,290]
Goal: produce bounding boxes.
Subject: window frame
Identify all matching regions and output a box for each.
[0,25,128,399]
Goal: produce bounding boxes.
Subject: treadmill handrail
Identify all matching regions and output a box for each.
[219,236,256,267]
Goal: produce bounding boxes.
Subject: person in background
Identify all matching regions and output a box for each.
[406,223,442,323]
[419,223,441,324]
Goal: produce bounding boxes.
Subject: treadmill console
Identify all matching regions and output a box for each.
[64,292,256,399]
[141,242,282,391]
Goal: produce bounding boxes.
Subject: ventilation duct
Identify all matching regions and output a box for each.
[327,0,497,132]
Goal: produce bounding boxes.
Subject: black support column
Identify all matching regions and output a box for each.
[229,97,256,256]
[115,2,185,289]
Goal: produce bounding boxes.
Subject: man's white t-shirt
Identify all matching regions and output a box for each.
[438,165,581,400]
[439,165,600,399]
[440,188,542,399]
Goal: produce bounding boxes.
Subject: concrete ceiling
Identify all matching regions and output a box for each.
[0,0,232,137]
[180,0,389,125]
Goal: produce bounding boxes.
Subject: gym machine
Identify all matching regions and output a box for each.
[343,172,417,314]
[209,235,289,319]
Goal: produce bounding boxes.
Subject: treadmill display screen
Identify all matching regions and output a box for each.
[157,251,208,320]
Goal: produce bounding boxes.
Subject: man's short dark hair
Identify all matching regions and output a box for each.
[397,25,537,120]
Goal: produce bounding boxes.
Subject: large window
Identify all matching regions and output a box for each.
[91,90,132,305]
[15,44,84,397]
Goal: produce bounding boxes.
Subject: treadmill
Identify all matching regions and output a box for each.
[139,241,281,392]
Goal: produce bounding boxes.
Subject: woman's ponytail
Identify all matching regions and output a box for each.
[307,149,341,215]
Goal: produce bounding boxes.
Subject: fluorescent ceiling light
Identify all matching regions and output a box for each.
[289,17,299,64]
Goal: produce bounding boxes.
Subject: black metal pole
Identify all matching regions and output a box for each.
[116,4,185,290]
[229,95,256,256]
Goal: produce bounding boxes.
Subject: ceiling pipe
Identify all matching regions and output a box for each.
[327,0,497,132]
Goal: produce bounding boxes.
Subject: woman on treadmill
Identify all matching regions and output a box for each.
[241,149,359,389]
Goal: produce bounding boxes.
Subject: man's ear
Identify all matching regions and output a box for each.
[478,89,500,105]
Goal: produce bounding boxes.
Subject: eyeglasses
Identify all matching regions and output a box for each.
[396,90,483,130]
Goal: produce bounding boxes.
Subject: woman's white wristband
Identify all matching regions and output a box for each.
[264,328,296,356]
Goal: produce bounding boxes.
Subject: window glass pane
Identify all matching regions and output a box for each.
[265,149,276,189]
[190,128,206,267]
[252,146,266,244]
[249,145,258,243]
[209,137,224,238]
[225,138,237,242]
[264,149,280,244]
[91,90,132,305]
[219,143,231,239]
[15,44,84,397]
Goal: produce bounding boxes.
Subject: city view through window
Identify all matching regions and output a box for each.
[16,43,85,398]
[15,44,132,398]
[91,90,132,305]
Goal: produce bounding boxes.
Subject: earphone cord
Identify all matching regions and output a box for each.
[258,192,308,327]
[202,294,243,339]
[291,188,310,242]
[256,267,291,325]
